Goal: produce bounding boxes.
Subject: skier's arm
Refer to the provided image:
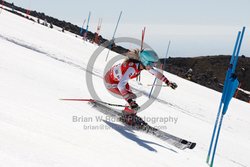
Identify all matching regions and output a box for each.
[148,68,170,84]
[148,68,178,89]
[117,67,136,100]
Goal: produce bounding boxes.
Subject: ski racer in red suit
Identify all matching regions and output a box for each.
[104,49,177,117]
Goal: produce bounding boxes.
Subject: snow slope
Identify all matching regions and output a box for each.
[0,10,250,167]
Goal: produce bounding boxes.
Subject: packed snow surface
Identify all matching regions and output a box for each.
[0,9,250,167]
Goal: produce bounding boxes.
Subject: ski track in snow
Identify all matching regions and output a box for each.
[0,33,101,79]
[0,32,201,122]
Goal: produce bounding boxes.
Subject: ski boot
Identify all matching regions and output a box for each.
[121,108,136,126]
[121,99,140,126]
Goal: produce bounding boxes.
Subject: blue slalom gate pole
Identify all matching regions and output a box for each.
[163,41,171,69]
[111,11,122,42]
[232,27,245,72]
[206,31,241,164]
[207,26,245,167]
[80,19,86,36]
[83,12,91,40]
[105,11,122,61]
[149,41,171,98]
[210,111,224,167]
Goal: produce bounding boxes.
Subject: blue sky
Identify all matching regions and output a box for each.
[7,0,250,57]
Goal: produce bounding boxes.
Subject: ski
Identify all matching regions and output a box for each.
[89,101,196,150]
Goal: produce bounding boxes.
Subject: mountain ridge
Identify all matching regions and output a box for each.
[161,55,250,102]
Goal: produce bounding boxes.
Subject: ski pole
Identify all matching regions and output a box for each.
[60,98,127,107]
[149,41,171,98]
[147,84,168,87]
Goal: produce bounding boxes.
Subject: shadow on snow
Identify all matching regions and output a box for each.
[103,120,177,153]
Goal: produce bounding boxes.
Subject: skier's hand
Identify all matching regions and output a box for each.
[166,81,178,89]
[127,99,140,111]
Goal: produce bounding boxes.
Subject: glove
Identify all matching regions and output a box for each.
[166,81,178,89]
[127,99,140,111]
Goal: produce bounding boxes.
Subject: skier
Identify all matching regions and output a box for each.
[104,49,177,122]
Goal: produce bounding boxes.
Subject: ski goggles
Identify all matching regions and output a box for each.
[145,61,157,67]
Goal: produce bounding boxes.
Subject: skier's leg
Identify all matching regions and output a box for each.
[104,72,130,97]
[104,72,138,125]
